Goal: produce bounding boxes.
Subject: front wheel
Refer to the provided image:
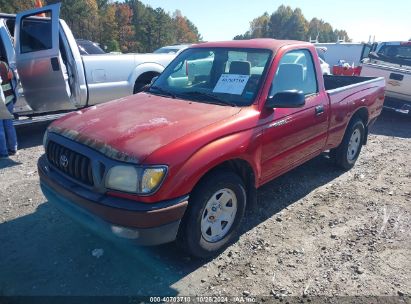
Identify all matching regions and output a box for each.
[332,118,365,170]
[178,170,246,258]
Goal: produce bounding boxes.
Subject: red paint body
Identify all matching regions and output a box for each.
[50,39,385,204]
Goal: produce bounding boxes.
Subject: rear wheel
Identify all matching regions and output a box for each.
[178,170,246,258]
[332,117,365,170]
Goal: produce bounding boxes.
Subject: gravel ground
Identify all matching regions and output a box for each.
[0,111,410,299]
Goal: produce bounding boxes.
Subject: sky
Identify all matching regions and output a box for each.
[139,0,411,43]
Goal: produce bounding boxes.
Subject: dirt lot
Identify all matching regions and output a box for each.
[0,111,410,299]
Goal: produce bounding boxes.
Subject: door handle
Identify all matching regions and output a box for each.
[315,105,324,116]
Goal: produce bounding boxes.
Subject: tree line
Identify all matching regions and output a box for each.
[1,2,353,53]
[234,5,351,43]
[0,0,202,53]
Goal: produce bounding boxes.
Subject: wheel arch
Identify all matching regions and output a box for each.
[352,107,369,125]
[191,158,258,209]
[133,71,160,93]
[128,62,164,93]
[351,107,369,144]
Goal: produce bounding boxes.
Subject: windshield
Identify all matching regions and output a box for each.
[154,47,181,54]
[77,40,105,55]
[374,42,411,66]
[149,47,272,106]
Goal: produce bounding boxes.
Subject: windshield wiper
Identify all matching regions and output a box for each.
[149,86,176,98]
[182,91,237,107]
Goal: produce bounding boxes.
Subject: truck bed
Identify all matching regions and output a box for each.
[323,75,385,149]
[323,75,378,91]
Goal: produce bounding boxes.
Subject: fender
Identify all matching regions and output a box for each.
[326,85,377,150]
[158,128,263,200]
[328,106,370,150]
[128,62,166,91]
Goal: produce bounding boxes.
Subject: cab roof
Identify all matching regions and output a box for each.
[191,39,312,52]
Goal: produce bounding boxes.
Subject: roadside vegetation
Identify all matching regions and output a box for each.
[2,2,353,53]
[1,2,354,51]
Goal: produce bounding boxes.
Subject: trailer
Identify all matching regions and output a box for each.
[314,42,373,66]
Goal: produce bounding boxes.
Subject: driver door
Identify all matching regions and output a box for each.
[260,49,329,182]
[14,3,74,112]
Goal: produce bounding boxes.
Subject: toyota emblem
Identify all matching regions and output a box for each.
[60,154,69,168]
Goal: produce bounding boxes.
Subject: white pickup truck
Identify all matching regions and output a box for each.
[360,41,411,115]
[0,4,176,124]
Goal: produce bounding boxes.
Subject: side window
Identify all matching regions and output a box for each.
[361,44,372,60]
[270,49,318,97]
[20,12,52,53]
[5,19,16,38]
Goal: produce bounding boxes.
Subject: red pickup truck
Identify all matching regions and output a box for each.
[38,39,385,258]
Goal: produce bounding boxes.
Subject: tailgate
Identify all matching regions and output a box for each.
[360,63,411,102]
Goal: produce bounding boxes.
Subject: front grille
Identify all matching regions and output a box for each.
[46,141,94,186]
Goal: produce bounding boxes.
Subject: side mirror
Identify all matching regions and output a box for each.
[265,90,305,109]
[368,51,379,59]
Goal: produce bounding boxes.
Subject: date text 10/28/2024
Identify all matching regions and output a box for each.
[149,296,257,303]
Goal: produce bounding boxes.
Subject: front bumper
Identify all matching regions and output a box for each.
[38,155,188,245]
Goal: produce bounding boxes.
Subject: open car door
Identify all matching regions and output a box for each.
[14,3,74,112]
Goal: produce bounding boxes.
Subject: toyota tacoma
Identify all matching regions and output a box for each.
[38,39,385,258]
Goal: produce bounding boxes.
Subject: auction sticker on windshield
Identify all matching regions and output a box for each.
[213,74,250,95]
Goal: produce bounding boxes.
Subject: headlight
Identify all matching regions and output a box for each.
[105,165,139,193]
[105,165,167,195]
[141,168,167,194]
[43,129,49,150]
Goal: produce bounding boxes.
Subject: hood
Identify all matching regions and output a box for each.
[50,93,241,163]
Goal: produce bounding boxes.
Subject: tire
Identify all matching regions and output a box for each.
[332,117,365,170]
[178,170,247,258]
